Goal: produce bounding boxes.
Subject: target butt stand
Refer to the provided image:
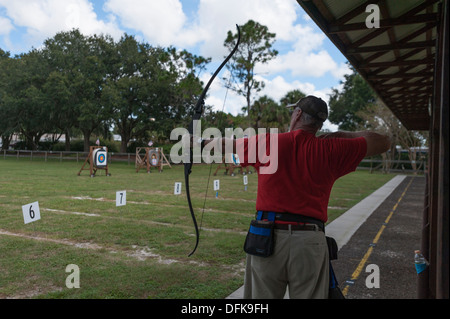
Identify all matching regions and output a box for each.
[78,146,111,177]
[135,147,171,173]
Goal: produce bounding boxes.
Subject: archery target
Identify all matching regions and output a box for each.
[93,148,107,168]
[227,153,240,165]
[149,148,160,166]
[232,153,240,165]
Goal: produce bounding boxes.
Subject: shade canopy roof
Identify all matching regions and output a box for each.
[298,0,441,130]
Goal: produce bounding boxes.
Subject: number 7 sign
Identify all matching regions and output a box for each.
[116,190,126,207]
[22,201,41,224]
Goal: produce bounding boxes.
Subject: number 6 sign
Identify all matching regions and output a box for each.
[22,201,41,224]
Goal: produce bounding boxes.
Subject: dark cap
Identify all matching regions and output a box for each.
[287,96,328,122]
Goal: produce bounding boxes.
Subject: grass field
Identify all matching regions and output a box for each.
[0,157,395,299]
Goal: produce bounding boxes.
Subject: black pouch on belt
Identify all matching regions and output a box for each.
[326,236,338,260]
[326,236,345,299]
[243,212,275,257]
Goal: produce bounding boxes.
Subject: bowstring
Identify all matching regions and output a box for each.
[198,69,234,231]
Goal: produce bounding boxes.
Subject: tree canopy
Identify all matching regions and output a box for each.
[223,20,278,124]
[328,64,376,131]
[0,29,206,152]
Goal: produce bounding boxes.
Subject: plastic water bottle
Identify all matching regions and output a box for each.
[414,250,428,274]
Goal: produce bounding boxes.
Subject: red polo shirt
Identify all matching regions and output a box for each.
[236,130,367,222]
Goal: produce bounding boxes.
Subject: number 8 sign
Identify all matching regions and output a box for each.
[22,201,41,224]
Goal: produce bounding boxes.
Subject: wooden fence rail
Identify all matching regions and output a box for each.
[2,149,426,174]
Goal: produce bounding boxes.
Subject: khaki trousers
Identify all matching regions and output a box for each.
[243,226,329,299]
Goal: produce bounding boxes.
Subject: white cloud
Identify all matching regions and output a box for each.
[290,25,325,52]
[0,16,13,35]
[256,75,330,103]
[0,0,122,51]
[103,0,204,47]
[331,61,352,79]
[255,22,347,80]
[190,1,345,80]
[259,49,338,78]
[196,0,299,42]
[193,0,300,59]
[206,91,246,116]
[199,70,246,115]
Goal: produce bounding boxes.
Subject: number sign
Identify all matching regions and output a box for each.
[22,201,41,224]
[116,190,126,206]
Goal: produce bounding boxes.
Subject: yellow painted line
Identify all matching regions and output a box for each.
[384,211,394,224]
[342,177,414,297]
[372,225,386,244]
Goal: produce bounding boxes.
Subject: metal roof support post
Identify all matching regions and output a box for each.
[436,0,449,299]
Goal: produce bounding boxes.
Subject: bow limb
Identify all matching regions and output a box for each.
[184,111,202,257]
[184,24,241,257]
[184,164,199,257]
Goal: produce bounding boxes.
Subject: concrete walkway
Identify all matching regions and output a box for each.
[226,174,412,299]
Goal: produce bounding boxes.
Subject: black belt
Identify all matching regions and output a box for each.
[257,211,325,232]
[274,223,319,231]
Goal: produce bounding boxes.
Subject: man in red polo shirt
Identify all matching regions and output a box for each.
[201,95,390,298]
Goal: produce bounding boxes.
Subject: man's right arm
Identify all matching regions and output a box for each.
[318,131,391,157]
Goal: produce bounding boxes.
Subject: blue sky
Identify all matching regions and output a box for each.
[0,0,351,130]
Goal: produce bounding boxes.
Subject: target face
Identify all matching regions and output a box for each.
[93,148,107,168]
[98,154,106,163]
[149,150,160,166]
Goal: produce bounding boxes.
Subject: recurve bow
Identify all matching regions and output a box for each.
[184,24,241,257]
